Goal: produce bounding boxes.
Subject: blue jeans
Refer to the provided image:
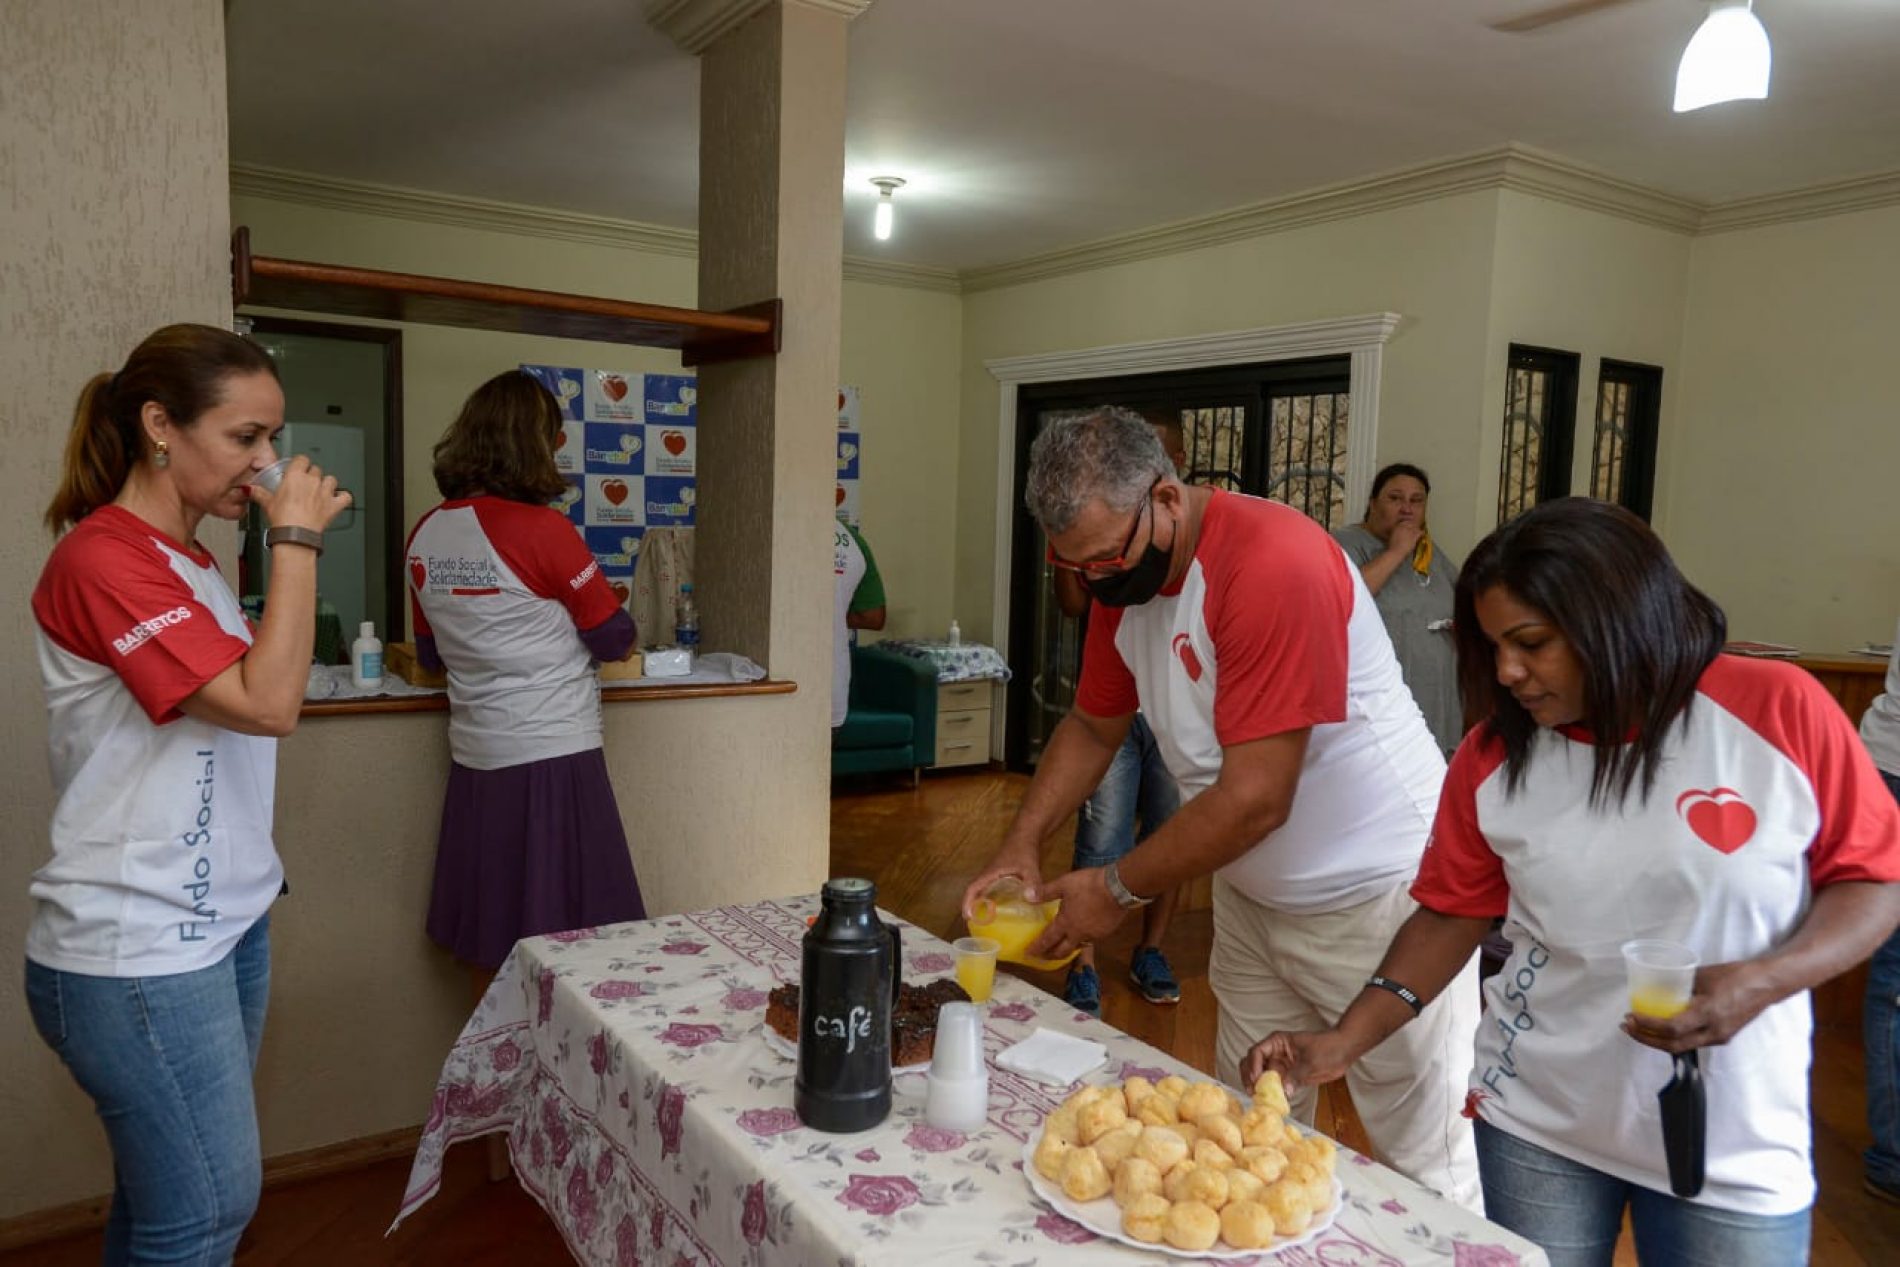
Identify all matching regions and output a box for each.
[25,916,272,1266]
[1865,769,1900,1188]
[1074,714,1181,869]
[1474,1118,1810,1266]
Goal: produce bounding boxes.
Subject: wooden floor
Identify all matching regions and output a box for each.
[5,769,1894,1265]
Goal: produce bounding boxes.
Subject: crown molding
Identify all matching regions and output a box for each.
[1495,145,1704,233]
[1697,169,1900,235]
[961,144,1708,294]
[229,163,959,293]
[839,257,961,293]
[230,164,701,259]
[645,0,873,55]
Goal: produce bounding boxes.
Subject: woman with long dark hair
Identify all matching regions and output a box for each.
[1245,498,1900,1264]
[407,370,645,999]
[29,323,350,1261]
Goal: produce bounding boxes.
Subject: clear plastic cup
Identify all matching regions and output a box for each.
[1621,939,1699,1019]
[929,1001,985,1081]
[249,457,356,530]
[952,936,999,1003]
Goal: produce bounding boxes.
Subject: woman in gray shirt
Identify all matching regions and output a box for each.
[1333,464,1462,753]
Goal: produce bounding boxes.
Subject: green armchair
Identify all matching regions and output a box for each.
[831,644,938,780]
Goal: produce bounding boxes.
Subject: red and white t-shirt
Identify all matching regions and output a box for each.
[30,506,281,977]
[1415,655,1900,1215]
[1075,490,1445,912]
[407,498,625,770]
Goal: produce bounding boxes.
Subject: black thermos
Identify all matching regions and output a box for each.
[794,878,901,1133]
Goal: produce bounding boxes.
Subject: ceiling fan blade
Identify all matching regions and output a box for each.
[1487,0,1646,34]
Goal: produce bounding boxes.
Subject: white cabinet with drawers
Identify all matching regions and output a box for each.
[933,678,995,768]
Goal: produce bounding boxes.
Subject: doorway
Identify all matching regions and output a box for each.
[242,317,403,660]
[1004,357,1349,768]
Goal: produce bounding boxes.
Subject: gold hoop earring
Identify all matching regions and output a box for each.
[153,439,170,469]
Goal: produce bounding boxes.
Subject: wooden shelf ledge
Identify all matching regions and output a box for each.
[232,227,780,366]
[300,678,797,718]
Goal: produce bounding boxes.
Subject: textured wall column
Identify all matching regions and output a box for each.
[0,0,232,1220]
[693,2,847,688]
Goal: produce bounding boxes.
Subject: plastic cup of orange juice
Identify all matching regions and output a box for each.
[1621,939,1699,1019]
[952,936,1000,1003]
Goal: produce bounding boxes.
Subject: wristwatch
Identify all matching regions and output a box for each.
[265,525,324,555]
[1103,860,1153,910]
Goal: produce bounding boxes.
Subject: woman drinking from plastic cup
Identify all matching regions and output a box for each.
[27,323,349,1261]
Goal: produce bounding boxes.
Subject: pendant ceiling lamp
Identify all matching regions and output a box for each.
[1674,0,1771,113]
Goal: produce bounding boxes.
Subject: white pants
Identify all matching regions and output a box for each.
[1210,876,1484,1214]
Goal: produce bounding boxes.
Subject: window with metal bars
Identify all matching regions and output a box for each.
[1589,359,1662,521]
[1497,344,1580,525]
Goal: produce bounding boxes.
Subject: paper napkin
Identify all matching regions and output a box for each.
[995,1027,1110,1089]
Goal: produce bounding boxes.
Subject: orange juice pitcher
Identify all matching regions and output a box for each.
[967,878,1078,972]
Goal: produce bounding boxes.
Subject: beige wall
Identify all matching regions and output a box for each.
[1665,205,1900,650]
[953,192,1503,643]
[1481,190,1692,522]
[0,0,234,1221]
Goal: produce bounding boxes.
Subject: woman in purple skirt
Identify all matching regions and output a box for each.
[407,371,645,995]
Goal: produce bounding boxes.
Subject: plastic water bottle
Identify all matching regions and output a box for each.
[947,618,961,647]
[675,583,700,649]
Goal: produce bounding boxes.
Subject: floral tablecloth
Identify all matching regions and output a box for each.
[872,639,1013,684]
[395,896,1544,1266]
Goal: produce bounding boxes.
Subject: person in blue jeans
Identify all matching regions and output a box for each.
[27,325,349,1262]
[1861,621,1900,1205]
[1050,408,1189,1013]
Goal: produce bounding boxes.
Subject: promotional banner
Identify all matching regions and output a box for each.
[523,366,861,602]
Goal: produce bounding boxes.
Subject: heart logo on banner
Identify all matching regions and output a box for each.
[601,375,629,402]
[602,479,630,506]
[838,390,847,412]
[408,558,427,590]
[662,431,687,456]
[610,581,631,605]
[1674,787,1757,854]
[835,485,847,506]
[556,429,567,451]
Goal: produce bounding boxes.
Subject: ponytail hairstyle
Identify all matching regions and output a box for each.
[45,323,279,533]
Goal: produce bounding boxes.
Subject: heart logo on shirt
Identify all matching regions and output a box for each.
[408,557,427,590]
[601,375,629,402]
[1675,787,1757,854]
[1172,632,1203,683]
[602,479,630,506]
[662,430,688,456]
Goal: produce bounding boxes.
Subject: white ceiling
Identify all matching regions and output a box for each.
[227,0,1900,272]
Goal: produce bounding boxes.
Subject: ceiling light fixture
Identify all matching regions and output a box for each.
[1674,0,1771,113]
[869,177,905,241]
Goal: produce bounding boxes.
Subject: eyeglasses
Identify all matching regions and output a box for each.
[1046,479,1159,575]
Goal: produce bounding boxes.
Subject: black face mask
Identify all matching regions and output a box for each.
[1082,507,1176,608]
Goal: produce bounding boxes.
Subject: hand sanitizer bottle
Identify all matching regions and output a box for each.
[351,621,384,690]
[947,619,961,647]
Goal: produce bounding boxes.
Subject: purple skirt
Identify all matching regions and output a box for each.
[426,748,646,970]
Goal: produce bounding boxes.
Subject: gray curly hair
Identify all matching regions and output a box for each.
[1025,407,1173,535]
